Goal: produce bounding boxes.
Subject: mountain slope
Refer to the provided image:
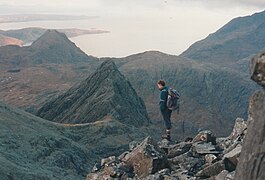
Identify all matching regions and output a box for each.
[106,51,257,137]
[180,10,265,65]
[36,60,150,127]
[0,34,23,46]
[0,99,149,178]
[0,101,98,179]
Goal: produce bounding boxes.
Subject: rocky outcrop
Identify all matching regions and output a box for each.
[251,51,265,88]
[37,60,150,126]
[235,52,265,179]
[87,118,247,179]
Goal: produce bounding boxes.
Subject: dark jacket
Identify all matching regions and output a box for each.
[159,86,169,112]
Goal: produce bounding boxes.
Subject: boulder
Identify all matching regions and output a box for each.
[196,161,225,178]
[192,130,216,144]
[228,118,247,141]
[123,137,168,178]
[215,170,229,180]
[170,152,204,175]
[250,52,265,88]
[223,145,242,166]
[167,142,192,158]
[192,142,220,155]
[101,156,116,167]
[204,154,217,164]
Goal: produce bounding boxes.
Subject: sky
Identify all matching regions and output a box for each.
[0,1,265,57]
[1,0,265,16]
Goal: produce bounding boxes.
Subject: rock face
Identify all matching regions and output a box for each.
[235,52,265,179]
[37,60,150,126]
[251,51,265,88]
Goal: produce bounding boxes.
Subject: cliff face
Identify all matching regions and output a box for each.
[37,60,150,127]
[235,52,265,179]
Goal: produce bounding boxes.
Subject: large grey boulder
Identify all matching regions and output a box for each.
[123,137,168,178]
[196,160,225,178]
[223,145,242,167]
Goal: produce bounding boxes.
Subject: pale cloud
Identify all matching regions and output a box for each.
[0,0,265,16]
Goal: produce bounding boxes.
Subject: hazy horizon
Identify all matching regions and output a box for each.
[0,1,265,57]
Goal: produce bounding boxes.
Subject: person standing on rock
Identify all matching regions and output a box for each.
[157,80,172,141]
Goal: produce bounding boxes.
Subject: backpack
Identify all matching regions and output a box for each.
[167,88,180,113]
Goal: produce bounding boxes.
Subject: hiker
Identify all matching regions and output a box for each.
[157,80,172,141]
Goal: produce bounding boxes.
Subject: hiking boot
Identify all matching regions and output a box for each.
[162,129,171,141]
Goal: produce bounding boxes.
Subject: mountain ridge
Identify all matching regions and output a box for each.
[180,10,265,65]
[36,60,150,127]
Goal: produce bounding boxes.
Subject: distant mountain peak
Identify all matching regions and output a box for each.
[31,29,71,48]
[37,60,150,126]
[180,10,265,65]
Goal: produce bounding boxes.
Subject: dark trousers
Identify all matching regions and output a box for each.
[161,109,172,129]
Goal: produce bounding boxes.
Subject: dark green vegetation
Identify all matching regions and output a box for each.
[0,100,147,179]
[37,60,150,127]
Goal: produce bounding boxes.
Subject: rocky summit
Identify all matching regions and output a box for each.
[87,118,247,179]
[250,51,265,88]
[37,60,150,126]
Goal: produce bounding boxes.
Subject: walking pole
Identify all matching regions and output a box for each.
[182,119,185,140]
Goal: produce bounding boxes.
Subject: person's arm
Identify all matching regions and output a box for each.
[159,89,167,112]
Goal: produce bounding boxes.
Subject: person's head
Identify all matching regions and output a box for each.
[157,80,165,90]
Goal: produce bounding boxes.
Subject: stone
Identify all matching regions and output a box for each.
[129,141,140,151]
[226,171,235,179]
[101,156,116,167]
[196,161,225,178]
[170,152,204,175]
[192,142,220,155]
[228,118,247,141]
[215,170,229,180]
[223,145,242,166]
[204,154,218,164]
[250,52,265,87]
[91,163,101,173]
[192,130,216,144]
[118,151,129,162]
[123,137,168,178]
[167,142,192,158]
[235,90,265,180]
